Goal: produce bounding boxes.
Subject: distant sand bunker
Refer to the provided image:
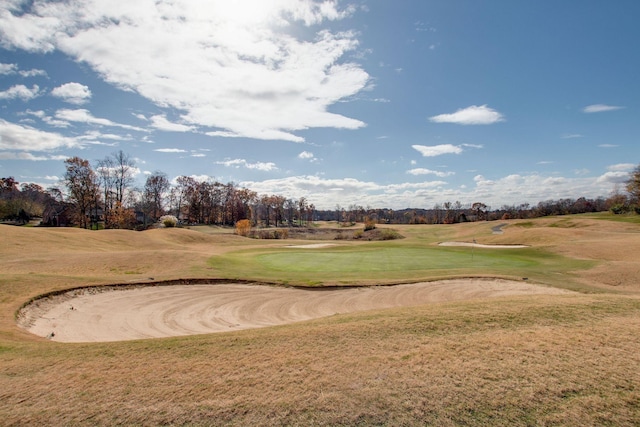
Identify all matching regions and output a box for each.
[439,242,528,248]
[21,279,570,343]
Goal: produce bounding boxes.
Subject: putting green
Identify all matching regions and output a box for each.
[255,247,537,273]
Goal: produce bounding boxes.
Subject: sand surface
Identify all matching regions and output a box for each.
[22,279,571,343]
[439,241,528,248]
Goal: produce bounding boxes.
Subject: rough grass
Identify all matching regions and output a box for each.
[1,214,640,425]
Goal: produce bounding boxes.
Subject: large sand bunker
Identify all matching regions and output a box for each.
[21,279,572,343]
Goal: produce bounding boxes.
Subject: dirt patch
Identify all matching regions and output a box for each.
[20,279,572,343]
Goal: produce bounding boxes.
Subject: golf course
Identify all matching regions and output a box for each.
[1,214,639,425]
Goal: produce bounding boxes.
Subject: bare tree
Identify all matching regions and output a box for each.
[64,157,99,229]
[626,164,640,205]
[144,171,170,222]
[113,150,136,206]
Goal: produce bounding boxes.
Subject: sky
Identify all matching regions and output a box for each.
[1,0,638,210]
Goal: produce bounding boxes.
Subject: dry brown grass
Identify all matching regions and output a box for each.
[1,216,640,426]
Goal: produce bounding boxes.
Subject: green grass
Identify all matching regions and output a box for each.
[209,243,595,287]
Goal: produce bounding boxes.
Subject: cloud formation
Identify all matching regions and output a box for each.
[429,105,504,125]
[412,144,463,157]
[51,82,92,105]
[55,109,145,132]
[0,84,39,101]
[582,104,624,113]
[216,158,278,171]
[407,168,454,177]
[0,0,369,143]
[0,119,80,151]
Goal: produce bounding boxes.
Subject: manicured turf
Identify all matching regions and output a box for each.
[209,244,594,286]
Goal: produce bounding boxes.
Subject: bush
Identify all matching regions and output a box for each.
[252,228,289,239]
[380,229,402,240]
[235,219,251,237]
[159,215,178,228]
[364,217,376,231]
[610,204,630,215]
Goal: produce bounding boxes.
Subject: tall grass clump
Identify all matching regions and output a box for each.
[159,215,178,228]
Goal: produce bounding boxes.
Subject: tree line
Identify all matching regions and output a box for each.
[1,151,316,230]
[1,155,639,229]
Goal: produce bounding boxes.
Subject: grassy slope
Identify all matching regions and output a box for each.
[1,215,639,425]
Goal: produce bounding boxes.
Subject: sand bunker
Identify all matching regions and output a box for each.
[286,243,337,249]
[439,242,528,248]
[20,279,571,343]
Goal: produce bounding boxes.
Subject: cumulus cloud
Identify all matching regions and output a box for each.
[0,63,46,77]
[149,115,195,132]
[607,163,635,172]
[412,144,463,157]
[429,105,504,125]
[0,152,50,161]
[407,168,454,177]
[596,172,630,184]
[154,148,187,153]
[235,168,629,210]
[0,119,81,151]
[0,0,369,143]
[216,158,278,171]
[0,84,40,101]
[51,82,92,104]
[0,63,18,74]
[583,104,624,113]
[55,109,145,131]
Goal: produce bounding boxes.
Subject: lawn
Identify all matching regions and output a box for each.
[209,243,594,287]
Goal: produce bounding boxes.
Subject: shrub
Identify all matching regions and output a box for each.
[364,217,376,231]
[235,219,251,237]
[610,204,629,215]
[380,229,402,240]
[253,228,288,239]
[159,215,178,228]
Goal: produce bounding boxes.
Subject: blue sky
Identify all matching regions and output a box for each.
[1,0,638,210]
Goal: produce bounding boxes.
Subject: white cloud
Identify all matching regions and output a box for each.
[429,105,505,125]
[19,68,47,77]
[596,172,629,185]
[55,109,146,131]
[51,82,92,104]
[562,133,583,139]
[154,148,187,153]
[0,84,40,101]
[237,168,628,210]
[583,104,624,113]
[0,119,81,151]
[0,152,50,161]
[298,151,315,160]
[0,0,369,143]
[607,163,635,172]
[0,63,46,77]
[76,130,133,141]
[412,144,463,157]
[216,158,278,171]
[149,115,195,132]
[407,168,454,177]
[0,63,17,74]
